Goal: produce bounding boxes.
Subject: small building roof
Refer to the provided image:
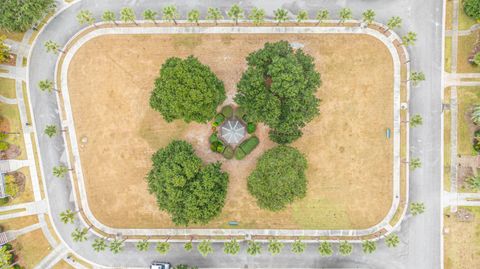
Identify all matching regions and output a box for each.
[220,119,246,145]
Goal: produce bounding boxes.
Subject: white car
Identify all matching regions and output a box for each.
[150,262,171,269]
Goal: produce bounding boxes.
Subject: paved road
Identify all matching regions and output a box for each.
[28,0,443,268]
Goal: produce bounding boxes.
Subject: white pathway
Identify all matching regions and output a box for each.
[57,22,407,240]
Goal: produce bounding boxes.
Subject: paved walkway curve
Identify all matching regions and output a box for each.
[26,0,443,268]
[57,23,406,240]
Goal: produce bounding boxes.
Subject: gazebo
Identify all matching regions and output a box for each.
[220,118,246,145]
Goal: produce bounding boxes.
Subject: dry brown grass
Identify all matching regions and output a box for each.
[67,33,393,230]
[12,229,52,268]
[0,215,38,230]
[444,207,480,269]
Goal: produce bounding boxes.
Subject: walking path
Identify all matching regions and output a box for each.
[0,95,17,105]
[5,223,42,242]
[34,243,68,269]
[57,23,406,239]
[445,23,480,36]
[449,0,460,213]
[0,65,26,80]
[0,200,47,220]
[443,191,480,207]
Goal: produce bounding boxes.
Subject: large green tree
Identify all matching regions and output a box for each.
[247,145,307,211]
[463,0,480,20]
[146,140,229,226]
[0,0,55,32]
[150,56,226,123]
[234,41,321,144]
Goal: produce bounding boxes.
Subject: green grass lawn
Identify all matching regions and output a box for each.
[457,34,480,73]
[0,78,16,99]
[0,102,26,160]
[446,0,453,31]
[445,36,452,73]
[457,87,480,156]
[458,0,479,30]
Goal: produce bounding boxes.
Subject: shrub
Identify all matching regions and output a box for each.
[5,175,18,197]
[239,136,259,154]
[234,148,246,160]
[209,132,219,143]
[212,113,225,127]
[463,0,480,21]
[146,140,229,226]
[223,146,234,159]
[0,141,8,151]
[0,197,9,206]
[474,129,480,153]
[221,105,233,118]
[247,122,256,134]
[216,142,225,153]
[235,107,246,119]
[234,41,321,144]
[247,145,307,211]
[150,56,226,123]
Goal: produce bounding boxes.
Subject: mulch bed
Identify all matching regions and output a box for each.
[0,144,20,160]
[5,171,25,198]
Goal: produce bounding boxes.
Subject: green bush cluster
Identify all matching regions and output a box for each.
[0,0,56,32]
[474,129,480,153]
[212,113,225,127]
[221,105,233,118]
[247,122,256,134]
[223,146,234,159]
[235,136,259,160]
[463,0,480,21]
[0,132,9,151]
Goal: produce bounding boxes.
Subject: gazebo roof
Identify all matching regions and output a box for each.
[220,118,246,145]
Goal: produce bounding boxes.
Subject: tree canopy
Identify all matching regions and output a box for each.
[150,56,226,123]
[146,140,229,226]
[247,145,307,211]
[234,41,321,144]
[0,0,55,32]
[463,0,480,20]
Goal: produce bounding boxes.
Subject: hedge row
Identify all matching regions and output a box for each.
[235,136,259,160]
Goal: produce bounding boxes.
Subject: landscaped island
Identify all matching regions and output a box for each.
[67,33,394,230]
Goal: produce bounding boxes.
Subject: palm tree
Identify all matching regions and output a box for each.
[184,237,193,252]
[60,209,76,224]
[291,240,306,254]
[338,8,353,24]
[102,10,117,25]
[409,157,422,170]
[76,10,95,26]
[44,125,58,138]
[249,7,265,26]
[187,9,200,26]
[163,5,179,24]
[143,9,158,24]
[315,9,329,25]
[120,7,137,25]
[44,40,62,54]
[207,8,223,25]
[318,241,333,256]
[267,239,284,256]
[223,238,240,255]
[227,4,244,25]
[385,233,400,248]
[338,241,353,256]
[362,9,375,25]
[274,8,289,25]
[71,228,88,242]
[296,10,308,24]
[410,71,426,86]
[92,238,107,252]
[466,175,480,191]
[362,240,376,254]
[109,239,125,254]
[402,32,417,46]
[246,240,261,256]
[156,241,171,255]
[410,202,425,216]
[53,165,69,178]
[472,105,480,124]
[385,16,402,33]
[38,79,56,93]
[197,240,213,257]
[409,114,423,128]
[136,239,150,251]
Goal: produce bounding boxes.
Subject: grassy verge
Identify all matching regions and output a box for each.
[446,0,453,31]
[42,214,60,244]
[444,206,480,268]
[12,229,52,268]
[458,0,479,30]
[0,78,16,99]
[445,88,452,191]
[29,12,54,45]
[457,87,480,156]
[22,82,32,124]
[0,215,38,230]
[30,133,45,199]
[52,260,74,269]
[457,34,480,73]
[0,102,26,159]
[445,36,452,73]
